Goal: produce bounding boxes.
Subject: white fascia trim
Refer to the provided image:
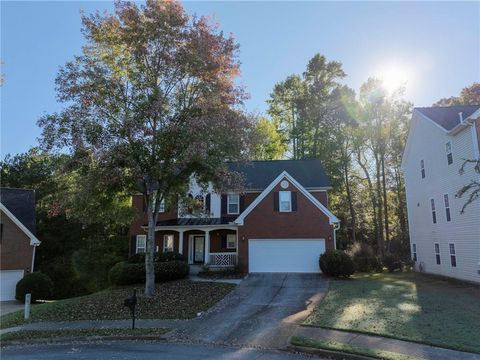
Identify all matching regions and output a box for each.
[0,203,41,246]
[234,171,340,225]
[448,108,480,135]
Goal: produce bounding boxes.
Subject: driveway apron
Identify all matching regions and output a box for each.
[179,273,328,349]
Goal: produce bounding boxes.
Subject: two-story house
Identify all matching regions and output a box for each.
[129,159,340,273]
[0,188,41,300]
[402,105,480,283]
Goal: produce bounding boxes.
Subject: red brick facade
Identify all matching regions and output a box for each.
[0,210,34,272]
[236,180,334,272]
[129,179,334,272]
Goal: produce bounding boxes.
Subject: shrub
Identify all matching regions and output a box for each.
[127,253,146,264]
[319,250,355,277]
[154,261,189,282]
[127,252,186,264]
[383,254,403,272]
[109,262,145,286]
[109,260,189,286]
[156,252,186,263]
[16,272,54,303]
[347,242,382,273]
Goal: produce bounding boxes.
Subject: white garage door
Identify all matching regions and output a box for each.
[249,239,325,273]
[0,270,24,301]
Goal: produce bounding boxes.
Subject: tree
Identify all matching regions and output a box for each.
[38,1,253,296]
[433,82,480,106]
[457,159,480,213]
[1,150,130,297]
[251,117,287,160]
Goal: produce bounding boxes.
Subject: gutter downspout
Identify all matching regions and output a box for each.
[333,222,341,250]
[31,244,37,272]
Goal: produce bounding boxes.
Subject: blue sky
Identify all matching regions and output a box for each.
[2,1,479,156]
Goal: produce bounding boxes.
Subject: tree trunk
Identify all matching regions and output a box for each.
[343,161,356,242]
[145,196,157,297]
[356,150,378,249]
[374,153,385,257]
[381,153,390,245]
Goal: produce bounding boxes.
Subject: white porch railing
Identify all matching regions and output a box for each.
[208,252,237,267]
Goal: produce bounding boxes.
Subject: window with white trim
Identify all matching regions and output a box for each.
[159,199,165,213]
[443,194,451,222]
[227,194,240,214]
[163,234,174,252]
[430,198,437,224]
[136,235,146,254]
[279,191,292,212]
[420,160,425,179]
[412,243,417,262]
[226,234,237,249]
[449,243,456,267]
[446,141,453,165]
[434,243,441,265]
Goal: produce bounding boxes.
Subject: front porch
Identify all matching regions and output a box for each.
[154,225,239,268]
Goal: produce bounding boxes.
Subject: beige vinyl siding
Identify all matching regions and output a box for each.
[403,112,480,283]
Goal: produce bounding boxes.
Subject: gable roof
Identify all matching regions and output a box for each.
[416,105,480,131]
[228,159,331,190]
[234,171,339,225]
[0,188,36,235]
[0,202,41,246]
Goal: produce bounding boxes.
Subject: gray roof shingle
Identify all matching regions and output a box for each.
[0,188,36,235]
[416,105,480,131]
[228,159,330,190]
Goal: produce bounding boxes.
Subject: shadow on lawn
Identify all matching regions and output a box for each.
[306,271,480,353]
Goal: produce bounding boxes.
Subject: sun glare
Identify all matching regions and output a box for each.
[376,62,413,94]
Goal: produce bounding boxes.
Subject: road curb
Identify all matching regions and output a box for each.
[286,344,374,360]
[0,335,169,348]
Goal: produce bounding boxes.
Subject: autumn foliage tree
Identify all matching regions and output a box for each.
[38,0,253,296]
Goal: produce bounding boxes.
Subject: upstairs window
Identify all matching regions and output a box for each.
[434,243,441,265]
[163,234,174,252]
[420,160,425,179]
[449,243,457,267]
[227,194,240,214]
[443,194,451,222]
[430,199,437,224]
[136,235,146,254]
[446,142,453,165]
[279,191,292,212]
[159,199,165,213]
[412,243,417,262]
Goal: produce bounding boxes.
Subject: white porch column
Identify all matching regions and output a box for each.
[205,231,210,265]
[178,230,184,255]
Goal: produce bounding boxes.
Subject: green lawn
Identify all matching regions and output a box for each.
[1,280,234,329]
[304,272,480,354]
[291,336,423,360]
[0,328,169,342]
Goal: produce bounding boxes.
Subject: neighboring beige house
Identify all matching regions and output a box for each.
[402,105,480,283]
[0,188,41,301]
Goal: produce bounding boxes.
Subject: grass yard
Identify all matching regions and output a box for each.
[291,336,423,360]
[1,280,234,329]
[304,272,480,354]
[0,328,169,343]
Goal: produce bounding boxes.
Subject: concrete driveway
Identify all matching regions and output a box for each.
[0,301,24,316]
[181,273,328,349]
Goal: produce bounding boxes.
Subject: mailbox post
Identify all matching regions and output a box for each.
[123,289,137,329]
[24,293,31,320]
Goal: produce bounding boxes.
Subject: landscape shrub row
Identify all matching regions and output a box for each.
[319,244,412,278]
[108,260,189,286]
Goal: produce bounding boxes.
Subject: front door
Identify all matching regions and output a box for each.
[194,236,205,263]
